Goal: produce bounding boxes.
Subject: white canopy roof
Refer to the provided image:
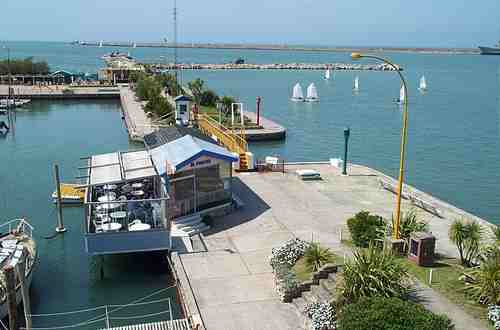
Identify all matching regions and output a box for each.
[87,150,156,186]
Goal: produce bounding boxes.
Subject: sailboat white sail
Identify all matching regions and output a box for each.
[399,85,406,104]
[324,68,331,80]
[291,83,305,102]
[353,76,359,91]
[419,75,427,91]
[133,42,137,48]
[306,83,319,102]
[98,40,103,48]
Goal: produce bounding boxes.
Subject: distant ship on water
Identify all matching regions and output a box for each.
[478,41,500,55]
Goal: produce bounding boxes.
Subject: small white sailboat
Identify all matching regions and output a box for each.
[306,83,319,102]
[98,40,103,48]
[133,42,137,49]
[324,68,331,80]
[418,75,427,92]
[291,83,305,102]
[353,76,359,91]
[398,85,406,104]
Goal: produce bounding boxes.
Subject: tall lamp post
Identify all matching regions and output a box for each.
[2,47,11,112]
[342,127,350,175]
[351,52,408,241]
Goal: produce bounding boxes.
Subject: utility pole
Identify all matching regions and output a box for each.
[173,0,181,90]
[16,250,32,330]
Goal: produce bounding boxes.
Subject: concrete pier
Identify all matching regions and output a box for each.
[171,163,492,330]
[239,111,286,141]
[119,87,155,142]
[0,85,120,100]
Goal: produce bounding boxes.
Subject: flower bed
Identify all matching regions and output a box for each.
[270,238,310,302]
[304,302,337,330]
[489,305,500,330]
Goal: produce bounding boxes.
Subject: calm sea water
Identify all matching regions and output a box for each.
[0,40,499,325]
[0,101,180,328]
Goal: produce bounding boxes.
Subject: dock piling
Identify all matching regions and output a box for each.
[5,266,17,330]
[16,251,32,330]
[53,164,67,233]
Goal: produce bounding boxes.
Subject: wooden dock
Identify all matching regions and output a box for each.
[100,319,190,330]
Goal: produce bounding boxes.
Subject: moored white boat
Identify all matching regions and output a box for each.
[419,75,427,92]
[291,83,305,102]
[0,219,36,320]
[398,85,406,104]
[353,76,359,91]
[306,83,319,102]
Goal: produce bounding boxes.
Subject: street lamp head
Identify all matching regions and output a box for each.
[344,127,350,138]
[351,52,362,60]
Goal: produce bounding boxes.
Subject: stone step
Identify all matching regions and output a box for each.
[302,291,317,305]
[173,214,202,225]
[328,272,337,282]
[181,224,210,236]
[173,217,203,228]
[292,296,308,313]
[311,283,333,302]
[320,278,337,295]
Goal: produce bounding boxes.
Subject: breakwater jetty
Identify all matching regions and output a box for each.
[73,41,479,55]
[147,62,402,71]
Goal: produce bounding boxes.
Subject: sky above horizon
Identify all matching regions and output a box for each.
[1,0,499,48]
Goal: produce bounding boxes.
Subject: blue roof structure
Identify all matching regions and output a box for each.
[149,135,238,176]
[174,95,192,102]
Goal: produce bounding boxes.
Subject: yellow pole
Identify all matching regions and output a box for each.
[351,53,408,240]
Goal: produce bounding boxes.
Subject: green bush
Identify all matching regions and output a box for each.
[342,244,410,303]
[337,297,453,330]
[347,211,386,247]
[304,242,335,272]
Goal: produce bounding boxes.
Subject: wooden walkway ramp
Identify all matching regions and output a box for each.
[101,319,190,330]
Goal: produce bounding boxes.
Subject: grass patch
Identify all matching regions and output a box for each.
[292,254,337,282]
[397,257,489,322]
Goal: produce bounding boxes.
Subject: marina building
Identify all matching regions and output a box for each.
[81,126,238,255]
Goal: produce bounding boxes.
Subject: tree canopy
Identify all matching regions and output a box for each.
[0,57,50,75]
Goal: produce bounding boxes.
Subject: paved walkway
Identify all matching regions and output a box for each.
[178,164,491,329]
[119,87,155,142]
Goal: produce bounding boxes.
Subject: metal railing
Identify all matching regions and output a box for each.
[197,114,248,154]
[0,219,34,238]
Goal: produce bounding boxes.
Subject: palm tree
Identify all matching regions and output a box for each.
[187,78,205,105]
[304,242,335,272]
[449,218,483,267]
[342,244,410,304]
[464,245,500,305]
